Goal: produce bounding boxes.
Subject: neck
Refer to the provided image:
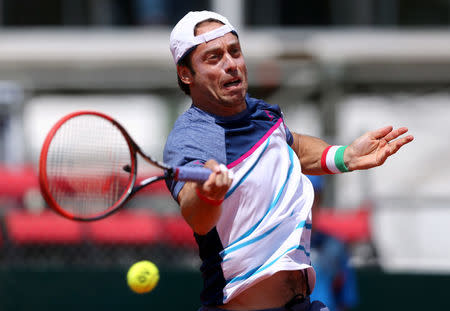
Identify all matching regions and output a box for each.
[192,98,247,117]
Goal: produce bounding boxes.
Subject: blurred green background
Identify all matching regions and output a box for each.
[1,266,449,310]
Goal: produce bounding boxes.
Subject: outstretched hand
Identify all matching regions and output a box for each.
[345,126,414,171]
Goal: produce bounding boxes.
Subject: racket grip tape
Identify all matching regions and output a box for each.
[174,166,211,182]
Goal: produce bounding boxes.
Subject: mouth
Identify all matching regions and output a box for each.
[223,78,242,89]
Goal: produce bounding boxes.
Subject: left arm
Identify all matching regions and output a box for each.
[291,133,328,175]
[291,126,414,175]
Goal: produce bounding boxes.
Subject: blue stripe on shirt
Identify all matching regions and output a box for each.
[225,137,270,199]
[223,146,295,251]
[226,243,311,284]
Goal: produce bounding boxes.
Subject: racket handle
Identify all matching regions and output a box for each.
[174,166,212,182]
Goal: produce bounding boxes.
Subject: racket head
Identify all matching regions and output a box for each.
[39,111,137,221]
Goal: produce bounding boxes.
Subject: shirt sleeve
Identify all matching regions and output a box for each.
[284,123,294,146]
[163,111,227,202]
[163,130,207,203]
[276,107,293,146]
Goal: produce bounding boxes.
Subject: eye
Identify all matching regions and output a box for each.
[230,47,241,57]
[205,52,221,63]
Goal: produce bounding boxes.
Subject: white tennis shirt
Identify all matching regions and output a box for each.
[164,95,316,305]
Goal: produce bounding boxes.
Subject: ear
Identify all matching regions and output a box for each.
[177,65,193,85]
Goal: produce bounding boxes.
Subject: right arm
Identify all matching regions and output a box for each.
[291,126,413,174]
[177,160,233,235]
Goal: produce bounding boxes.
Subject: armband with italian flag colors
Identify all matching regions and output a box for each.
[321,145,350,174]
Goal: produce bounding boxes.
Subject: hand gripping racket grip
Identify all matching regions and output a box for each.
[174,166,212,182]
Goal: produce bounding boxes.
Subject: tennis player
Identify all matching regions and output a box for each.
[164,11,413,311]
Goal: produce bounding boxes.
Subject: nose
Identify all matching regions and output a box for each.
[223,53,238,73]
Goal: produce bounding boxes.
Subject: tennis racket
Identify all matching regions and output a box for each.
[39,110,211,221]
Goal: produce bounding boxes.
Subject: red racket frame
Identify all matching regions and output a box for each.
[39,111,137,221]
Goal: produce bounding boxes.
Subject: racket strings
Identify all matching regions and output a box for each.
[46,115,132,217]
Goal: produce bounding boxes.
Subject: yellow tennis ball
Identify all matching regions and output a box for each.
[127,260,159,294]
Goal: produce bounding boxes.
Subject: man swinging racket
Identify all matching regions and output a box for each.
[164,10,413,311]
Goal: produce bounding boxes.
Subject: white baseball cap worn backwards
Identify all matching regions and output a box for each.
[170,11,237,64]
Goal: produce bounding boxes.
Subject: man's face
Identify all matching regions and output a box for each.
[181,22,248,115]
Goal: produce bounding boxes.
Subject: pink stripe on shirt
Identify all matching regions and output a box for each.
[227,119,282,169]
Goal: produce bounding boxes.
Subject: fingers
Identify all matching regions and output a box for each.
[371,126,414,151]
[198,160,233,200]
[383,127,410,143]
[387,134,414,155]
[213,164,233,188]
[203,160,233,185]
[219,164,234,186]
[376,133,414,167]
[370,126,394,140]
[203,159,221,173]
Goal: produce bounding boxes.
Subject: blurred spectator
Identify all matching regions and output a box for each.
[0,82,25,164]
[110,0,209,26]
[308,175,359,311]
[134,0,168,25]
[0,115,5,161]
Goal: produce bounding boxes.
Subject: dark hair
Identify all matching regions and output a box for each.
[176,18,226,96]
